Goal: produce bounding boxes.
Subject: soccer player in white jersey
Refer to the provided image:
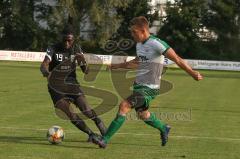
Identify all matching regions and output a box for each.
[94,16,203,148]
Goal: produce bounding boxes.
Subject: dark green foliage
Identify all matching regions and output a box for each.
[116,0,159,39]
[0,0,47,51]
[0,0,239,60]
[158,0,240,60]
[202,0,240,60]
[158,0,208,59]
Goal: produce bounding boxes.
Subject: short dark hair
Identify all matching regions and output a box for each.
[130,16,149,29]
[62,25,74,35]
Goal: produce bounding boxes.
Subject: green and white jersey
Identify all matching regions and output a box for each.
[136,35,170,89]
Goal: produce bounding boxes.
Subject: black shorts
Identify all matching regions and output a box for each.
[48,84,84,106]
[126,92,148,112]
[126,84,159,112]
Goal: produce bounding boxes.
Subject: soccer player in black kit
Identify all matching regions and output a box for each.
[40,25,106,143]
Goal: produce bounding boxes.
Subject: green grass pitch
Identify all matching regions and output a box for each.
[0,61,239,159]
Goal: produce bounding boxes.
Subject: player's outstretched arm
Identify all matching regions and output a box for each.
[165,48,203,81]
[108,57,139,70]
[40,57,51,78]
[75,53,89,74]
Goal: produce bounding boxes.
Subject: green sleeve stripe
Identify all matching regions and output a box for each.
[150,35,170,54]
[159,40,170,50]
[150,35,170,49]
[162,47,170,55]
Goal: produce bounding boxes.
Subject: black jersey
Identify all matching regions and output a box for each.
[45,42,85,95]
[45,42,82,80]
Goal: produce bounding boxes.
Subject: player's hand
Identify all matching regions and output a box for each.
[192,71,203,81]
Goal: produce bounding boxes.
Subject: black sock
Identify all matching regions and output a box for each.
[93,117,107,135]
[71,120,93,135]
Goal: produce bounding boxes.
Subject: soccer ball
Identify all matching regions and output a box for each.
[47,126,64,144]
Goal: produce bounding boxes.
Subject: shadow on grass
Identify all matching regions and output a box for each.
[0,135,99,149]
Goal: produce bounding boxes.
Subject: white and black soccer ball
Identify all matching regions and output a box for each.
[47,126,64,144]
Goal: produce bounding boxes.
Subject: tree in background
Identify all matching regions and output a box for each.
[202,0,240,60]
[89,0,129,47]
[158,0,240,60]
[116,0,158,39]
[1,0,239,60]
[36,0,130,52]
[0,0,130,51]
[101,0,159,55]
[34,0,81,50]
[157,0,208,59]
[0,0,46,50]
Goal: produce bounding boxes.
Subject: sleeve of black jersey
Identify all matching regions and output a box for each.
[74,44,82,54]
[45,46,54,61]
[40,46,53,77]
[75,44,89,74]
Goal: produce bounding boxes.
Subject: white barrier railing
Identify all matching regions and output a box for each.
[0,50,45,62]
[1,50,240,71]
[165,58,240,71]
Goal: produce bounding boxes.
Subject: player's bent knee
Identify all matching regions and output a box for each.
[137,111,150,120]
[82,109,96,119]
[119,100,131,115]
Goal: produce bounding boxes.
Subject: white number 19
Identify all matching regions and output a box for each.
[56,54,63,61]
